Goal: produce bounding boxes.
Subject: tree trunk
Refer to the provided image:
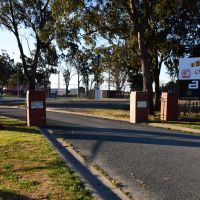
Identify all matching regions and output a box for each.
[66,84,69,98]
[137,31,154,115]
[77,70,80,98]
[28,76,35,90]
[86,77,89,98]
[154,71,161,111]
[153,55,163,111]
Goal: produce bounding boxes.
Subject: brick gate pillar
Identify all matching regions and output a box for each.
[160,92,178,121]
[26,90,46,127]
[130,91,148,123]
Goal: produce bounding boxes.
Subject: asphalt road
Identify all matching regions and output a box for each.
[0,99,130,110]
[1,107,200,200]
[46,100,130,110]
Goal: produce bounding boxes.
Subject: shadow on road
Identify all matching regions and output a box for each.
[49,125,200,147]
[42,129,123,200]
[48,124,200,161]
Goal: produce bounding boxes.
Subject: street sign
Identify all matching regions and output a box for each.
[179,58,200,99]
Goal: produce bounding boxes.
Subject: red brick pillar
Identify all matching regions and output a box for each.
[26,90,46,127]
[130,91,148,123]
[160,92,178,121]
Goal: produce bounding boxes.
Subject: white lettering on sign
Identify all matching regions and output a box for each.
[137,101,147,108]
[31,101,43,109]
[188,80,199,89]
[195,69,200,74]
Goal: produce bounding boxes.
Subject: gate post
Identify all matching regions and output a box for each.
[130,91,148,123]
[26,90,46,127]
[160,92,178,121]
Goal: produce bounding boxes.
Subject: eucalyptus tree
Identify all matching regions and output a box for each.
[90,0,200,113]
[60,56,75,98]
[0,0,55,90]
[0,50,15,88]
[52,0,200,113]
[61,67,71,97]
[36,49,58,92]
[101,44,129,91]
[79,50,93,97]
[149,0,200,110]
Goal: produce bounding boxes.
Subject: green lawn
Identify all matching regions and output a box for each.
[0,116,95,200]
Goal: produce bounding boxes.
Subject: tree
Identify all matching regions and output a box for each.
[0,0,55,90]
[51,0,200,113]
[148,0,199,110]
[101,45,129,91]
[62,68,71,97]
[60,59,75,98]
[7,62,28,92]
[0,50,15,88]
[35,47,58,92]
[91,53,104,89]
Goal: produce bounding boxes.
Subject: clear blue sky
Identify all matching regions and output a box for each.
[0,29,171,89]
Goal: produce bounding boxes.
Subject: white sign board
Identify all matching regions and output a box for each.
[137,101,147,108]
[31,101,43,109]
[179,57,200,80]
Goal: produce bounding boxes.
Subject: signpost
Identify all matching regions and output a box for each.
[179,58,200,100]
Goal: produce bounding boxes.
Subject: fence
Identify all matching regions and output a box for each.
[178,100,200,119]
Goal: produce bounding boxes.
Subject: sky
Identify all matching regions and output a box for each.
[0,29,171,90]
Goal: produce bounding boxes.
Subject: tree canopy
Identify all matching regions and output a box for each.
[1,0,200,113]
[0,0,56,90]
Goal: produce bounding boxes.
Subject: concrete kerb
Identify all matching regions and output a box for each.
[39,128,131,200]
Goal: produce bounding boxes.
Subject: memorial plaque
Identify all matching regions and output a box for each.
[31,101,43,109]
[137,101,147,108]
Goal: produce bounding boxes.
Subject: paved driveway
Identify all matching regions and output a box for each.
[47,112,200,200]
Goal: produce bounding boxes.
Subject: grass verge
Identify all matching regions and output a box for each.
[0,116,95,200]
[65,108,130,121]
[65,108,200,130]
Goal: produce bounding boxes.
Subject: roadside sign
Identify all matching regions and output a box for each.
[179,58,200,99]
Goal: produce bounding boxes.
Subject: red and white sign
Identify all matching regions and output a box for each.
[179,58,200,80]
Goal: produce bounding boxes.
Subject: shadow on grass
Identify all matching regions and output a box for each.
[0,126,40,135]
[0,190,33,200]
[12,160,65,174]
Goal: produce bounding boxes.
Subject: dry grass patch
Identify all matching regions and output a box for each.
[66,108,130,121]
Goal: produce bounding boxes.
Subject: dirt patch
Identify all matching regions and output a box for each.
[22,172,51,199]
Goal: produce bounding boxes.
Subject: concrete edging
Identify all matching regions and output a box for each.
[39,128,131,200]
